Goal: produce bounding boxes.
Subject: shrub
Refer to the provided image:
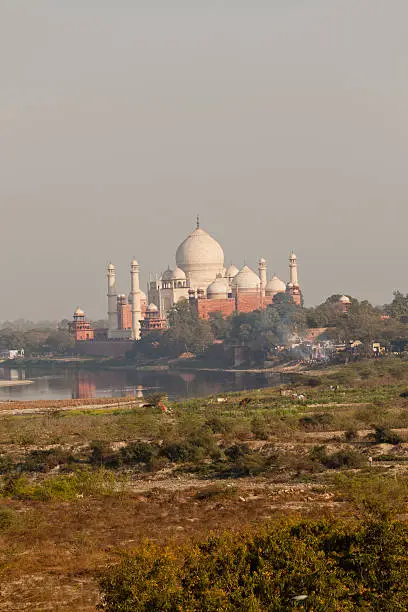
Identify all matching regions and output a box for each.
[323,449,365,469]
[374,426,402,445]
[310,446,364,470]
[90,440,118,467]
[22,447,75,472]
[299,413,334,431]
[1,469,118,501]
[344,427,358,441]
[98,517,408,611]
[0,507,17,531]
[306,376,322,387]
[0,455,13,474]
[160,441,193,462]
[205,416,231,434]
[223,444,271,477]
[251,416,269,440]
[160,429,219,463]
[119,442,158,466]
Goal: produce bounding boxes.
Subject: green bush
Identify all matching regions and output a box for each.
[251,416,269,440]
[1,469,118,501]
[98,517,408,611]
[119,441,158,466]
[374,426,403,445]
[0,507,18,531]
[22,447,75,472]
[310,446,365,470]
[90,440,119,467]
[299,413,334,431]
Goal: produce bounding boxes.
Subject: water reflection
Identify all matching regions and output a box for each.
[0,366,281,402]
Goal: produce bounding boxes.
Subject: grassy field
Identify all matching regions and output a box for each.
[1,358,408,610]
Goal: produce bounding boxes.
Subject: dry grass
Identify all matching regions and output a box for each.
[2,359,408,609]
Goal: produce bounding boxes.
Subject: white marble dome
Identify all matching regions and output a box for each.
[176,225,224,289]
[207,275,229,299]
[147,303,159,312]
[232,265,261,292]
[265,275,286,296]
[171,266,187,280]
[225,264,239,280]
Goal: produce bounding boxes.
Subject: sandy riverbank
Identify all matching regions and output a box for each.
[0,380,34,387]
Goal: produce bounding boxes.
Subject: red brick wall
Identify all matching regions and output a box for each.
[118,303,132,330]
[236,294,273,313]
[74,340,132,358]
[197,299,235,320]
[196,294,274,319]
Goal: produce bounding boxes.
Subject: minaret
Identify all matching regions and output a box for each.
[130,258,142,341]
[107,263,117,336]
[289,252,298,286]
[258,257,267,296]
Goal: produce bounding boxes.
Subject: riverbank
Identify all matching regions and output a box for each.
[0,379,33,388]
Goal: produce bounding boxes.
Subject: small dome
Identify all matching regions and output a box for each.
[265,275,286,295]
[290,252,297,260]
[147,303,159,313]
[207,275,229,298]
[171,266,187,280]
[130,258,138,266]
[225,264,239,279]
[74,307,85,316]
[107,263,115,272]
[232,265,261,291]
[259,257,266,264]
[162,267,174,281]
[339,295,351,304]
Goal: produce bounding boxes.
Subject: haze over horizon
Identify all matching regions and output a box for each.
[1,1,408,320]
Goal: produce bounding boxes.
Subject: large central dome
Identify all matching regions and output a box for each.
[176,225,225,289]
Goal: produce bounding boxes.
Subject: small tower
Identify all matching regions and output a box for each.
[70,308,94,341]
[258,257,267,296]
[287,252,301,305]
[130,258,142,341]
[107,263,117,336]
[289,252,298,286]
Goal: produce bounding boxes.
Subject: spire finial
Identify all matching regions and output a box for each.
[196,214,200,229]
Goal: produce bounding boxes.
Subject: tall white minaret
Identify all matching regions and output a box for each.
[258,258,267,296]
[289,252,298,286]
[107,263,117,335]
[130,258,142,341]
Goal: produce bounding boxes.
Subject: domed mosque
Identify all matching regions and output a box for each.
[98,218,301,341]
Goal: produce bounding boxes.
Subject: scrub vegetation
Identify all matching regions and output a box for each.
[2,358,408,609]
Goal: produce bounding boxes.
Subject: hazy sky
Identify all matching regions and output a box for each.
[1,1,408,320]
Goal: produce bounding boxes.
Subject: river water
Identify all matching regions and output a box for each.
[0,366,282,402]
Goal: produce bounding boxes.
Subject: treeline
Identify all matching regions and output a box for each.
[98,514,408,611]
[135,290,408,361]
[0,324,74,356]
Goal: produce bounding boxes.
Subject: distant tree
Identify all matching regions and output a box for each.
[385,291,408,322]
[44,330,75,354]
[208,311,231,339]
[156,300,214,356]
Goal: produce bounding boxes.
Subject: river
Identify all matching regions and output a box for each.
[0,365,282,402]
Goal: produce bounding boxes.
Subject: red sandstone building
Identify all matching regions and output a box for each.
[69,308,94,341]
